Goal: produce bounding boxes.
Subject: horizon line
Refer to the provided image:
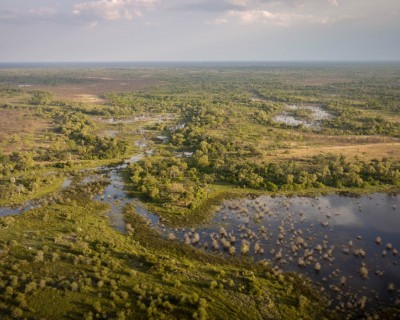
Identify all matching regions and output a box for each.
[1,59,400,64]
[1,60,400,69]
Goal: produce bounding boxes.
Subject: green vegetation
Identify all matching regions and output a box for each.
[0,63,400,318]
[121,65,400,216]
[29,91,53,105]
[0,181,332,319]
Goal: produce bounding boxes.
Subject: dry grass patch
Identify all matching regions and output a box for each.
[256,130,400,162]
[31,78,166,103]
[297,132,399,146]
[0,109,50,153]
[270,142,400,162]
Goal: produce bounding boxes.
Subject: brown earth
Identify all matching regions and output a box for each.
[270,142,400,162]
[26,78,166,103]
[0,109,50,153]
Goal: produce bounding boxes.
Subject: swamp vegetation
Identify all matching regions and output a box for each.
[0,63,399,319]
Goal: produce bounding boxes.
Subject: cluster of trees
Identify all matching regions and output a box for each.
[129,156,211,208]
[0,87,22,98]
[0,152,34,175]
[54,111,129,160]
[220,155,400,190]
[128,95,400,206]
[0,152,42,201]
[106,92,182,114]
[0,107,131,202]
[0,178,45,200]
[29,91,53,105]
[184,107,400,189]
[131,150,399,207]
[0,174,59,202]
[252,99,400,138]
[322,113,400,137]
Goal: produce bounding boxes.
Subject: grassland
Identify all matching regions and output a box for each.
[0,179,332,319]
[0,63,400,318]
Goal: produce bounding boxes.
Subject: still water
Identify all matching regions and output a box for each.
[2,163,399,315]
[165,194,400,314]
[82,164,400,314]
[274,104,332,128]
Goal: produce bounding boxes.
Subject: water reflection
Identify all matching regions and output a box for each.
[0,177,73,217]
[2,163,399,316]
[274,104,332,128]
[165,194,400,315]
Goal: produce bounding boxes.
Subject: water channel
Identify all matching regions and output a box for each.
[1,153,399,315]
[94,162,400,314]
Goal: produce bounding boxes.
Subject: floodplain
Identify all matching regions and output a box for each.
[0,63,400,319]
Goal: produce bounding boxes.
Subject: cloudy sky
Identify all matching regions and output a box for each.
[0,0,399,62]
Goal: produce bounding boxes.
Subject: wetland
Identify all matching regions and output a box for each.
[0,63,400,319]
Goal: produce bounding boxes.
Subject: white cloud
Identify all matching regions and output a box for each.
[215,9,335,26]
[229,10,275,24]
[201,0,352,26]
[73,0,157,21]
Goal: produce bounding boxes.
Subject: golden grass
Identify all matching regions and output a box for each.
[0,109,51,153]
[269,142,400,162]
[31,78,166,103]
[259,129,400,162]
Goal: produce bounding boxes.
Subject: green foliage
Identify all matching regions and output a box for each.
[1,64,400,319]
[0,195,332,319]
[220,155,400,190]
[53,111,129,160]
[29,91,53,105]
[129,155,209,208]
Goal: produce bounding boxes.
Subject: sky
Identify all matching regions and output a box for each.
[0,0,399,62]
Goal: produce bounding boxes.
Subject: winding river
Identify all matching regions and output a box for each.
[1,151,399,315]
[101,166,400,314]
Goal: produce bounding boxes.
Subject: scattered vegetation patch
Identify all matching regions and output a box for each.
[1,64,400,318]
